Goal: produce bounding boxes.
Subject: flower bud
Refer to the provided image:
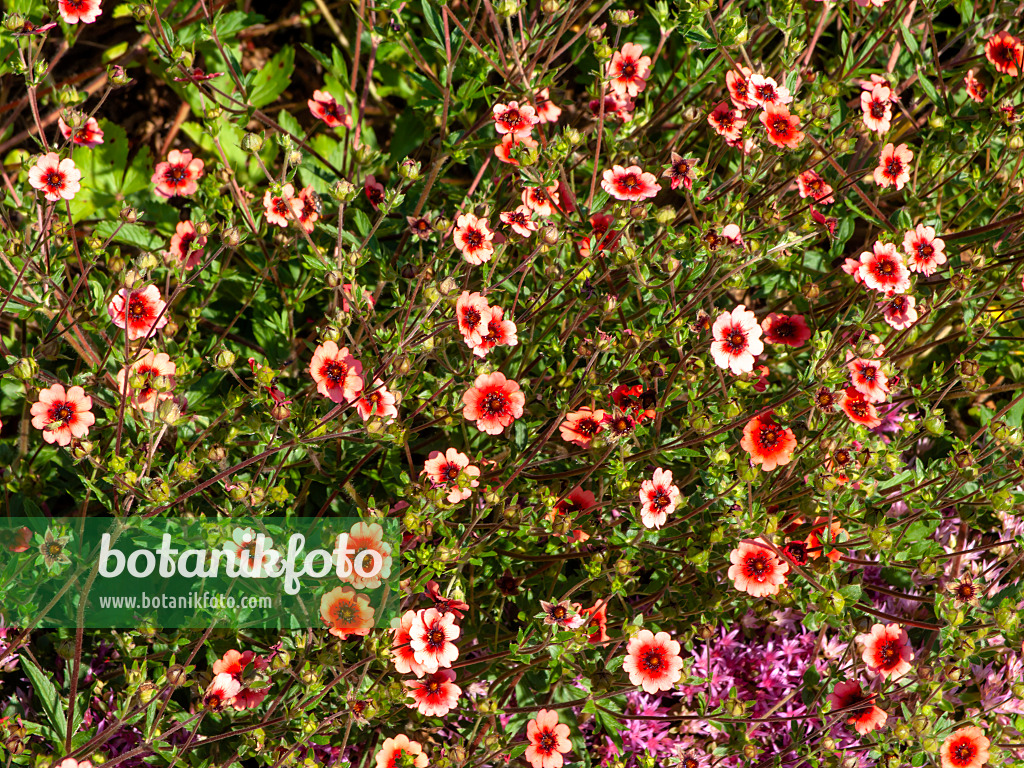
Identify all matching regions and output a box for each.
[332,179,357,202]
[14,357,38,380]
[221,227,241,248]
[119,205,139,223]
[923,413,945,436]
[215,349,236,369]
[241,132,265,153]
[398,158,421,181]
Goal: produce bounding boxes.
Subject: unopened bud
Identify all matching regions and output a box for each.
[241,133,265,153]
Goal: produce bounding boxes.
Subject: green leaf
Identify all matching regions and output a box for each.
[22,656,68,740]
[249,46,295,108]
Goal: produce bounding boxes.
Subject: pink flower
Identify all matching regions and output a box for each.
[882,294,918,329]
[746,74,792,107]
[856,622,914,681]
[309,341,364,403]
[874,143,913,190]
[409,608,460,673]
[365,175,385,209]
[462,372,525,435]
[492,101,540,137]
[638,468,680,529]
[203,672,241,711]
[858,241,911,294]
[308,90,352,128]
[559,408,607,447]
[422,448,480,504]
[601,165,660,202]
[710,304,764,374]
[827,680,888,735]
[663,152,699,191]
[117,350,176,412]
[726,66,756,109]
[494,132,539,165]
[708,102,746,142]
[30,384,95,446]
[607,42,651,98]
[525,709,572,768]
[761,313,811,347]
[902,224,947,275]
[535,88,562,123]
[861,83,893,133]
[375,736,428,768]
[796,170,834,205]
[522,185,560,217]
[728,539,789,597]
[393,610,427,677]
[356,379,398,422]
[622,630,683,694]
[263,183,302,228]
[501,205,538,237]
[108,284,169,341]
[453,213,495,265]
[168,221,207,270]
[760,104,804,149]
[296,186,321,233]
[58,116,104,148]
[28,153,81,202]
[471,305,518,358]
[456,291,493,346]
[741,414,797,471]
[152,148,204,198]
[320,586,374,638]
[57,0,102,24]
[846,353,889,403]
[964,69,987,102]
[406,669,461,717]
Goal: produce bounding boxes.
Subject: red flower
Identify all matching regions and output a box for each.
[882,294,918,329]
[761,313,811,347]
[462,372,525,435]
[203,672,241,712]
[58,116,104,148]
[622,629,683,693]
[551,486,596,540]
[638,468,679,529]
[840,387,882,428]
[494,132,539,165]
[522,184,560,217]
[663,152,699,191]
[28,153,81,202]
[858,241,911,294]
[856,622,914,681]
[108,284,168,341]
[501,205,538,237]
[746,74,792,107]
[455,291,492,346]
[741,413,797,471]
[535,88,562,123]
[806,517,847,561]
[941,726,990,768]
[873,143,913,190]
[796,170,834,205]
[611,384,656,422]
[827,680,888,735]
[728,538,789,597]
[392,610,427,677]
[309,341,364,403]
[168,221,207,270]
[559,408,607,447]
[846,353,889,403]
[356,379,398,423]
[173,67,224,84]
[780,540,808,566]
[320,585,374,638]
[985,32,1024,77]
[759,104,804,149]
[424,580,470,618]
[296,186,321,233]
[365,175,385,209]
[30,384,95,446]
[409,608,460,673]
[375,735,428,768]
[453,213,495,265]
[57,0,102,24]
[471,305,518,358]
[579,599,609,643]
[902,224,946,275]
[964,69,988,102]
[117,350,176,412]
[422,448,480,504]
[707,102,746,142]
[406,669,461,717]
[492,101,540,138]
[710,304,763,375]
[152,149,204,198]
[601,164,660,202]
[607,42,651,98]
[263,183,302,227]
[525,709,573,768]
[860,83,893,133]
[726,66,756,109]
[308,90,352,128]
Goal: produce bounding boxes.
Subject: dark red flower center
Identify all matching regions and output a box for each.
[367,186,384,205]
[619,60,637,79]
[500,108,523,129]
[550,605,567,620]
[651,489,670,509]
[951,742,976,766]
[889,296,907,312]
[952,582,977,602]
[757,424,782,449]
[273,198,290,215]
[816,390,836,409]
[642,649,665,671]
[916,242,934,259]
[537,731,557,753]
[48,402,73,425]
[869,99,886,119]
[574,417,599,436]
[714,111,734,130]
[847,399,870,418]
[885,157,903,178]
[782,541,808,565]
[683,758,699,768]
[441,463,460,482]
[426,625,446,649]
[508,212,526,225]
[876,639,899,667]
[772,320,795,338]
[874,259,896,277]
[127,295,149,321]
[329,600,356,623]
[462,229,483,248]
[770,116,790,137]
[859,365,877,382]
[744,553,770,579]
[206,693,222,708]
[618,173,640,191]
[481,391,508,415]
[462,308,482,330]
[724,327,747,353]
[323,360,348,384]
[426,681,441,694]
[755,84,775,101]
[45,170,65,190]
[165,165,187,184]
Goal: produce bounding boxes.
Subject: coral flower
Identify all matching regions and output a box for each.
[406,669,461,717]
[728,539,789,597]
[858,241,911,294]
[796,170,834,205]
[492,101,540,137]
[339,521,393,590]
[535,88,562,123]
[873,143,913,190]
[622,630,683,694]
[375,735,428,768]
[494,132,539,165]
[108,284,168,341]
[964,70,987,103]
[559,407,607,447]
[453,213,495,265]
[580,599,609,643]
[117,350,175,412]
[827,680,888,735]
[525,709,573,768]
[320,585,374,638]
[902,224,947,275]
[985,32,1024,76]
[422,447,480,504]
[601,165,661,202]
[882,294,917,329]
[856,622,914,681]
[741,413,797,471]
[263,183,303,228]
[364,175,385,209]
[392,610,427,677]
[28,153,81,202]
[309,341,364,403]
[760,104,804,149]
[840,387,882,428]
[664,152,699,191]
[941,726,990,768]
[710,304,764,375]
[456,291,493,346]
[168,221,207,270]
[152,149,204,198]
[746,74,792,107]
[522,185,560,217]
[30,384,95,446]
[203,672,240,711]
[356,379,398,423]
[607,42,651,98]
[461,371,525,435]
[57,0,102,24]
[707,102,747,142]
[409,608,460,673]
[761,313,811,347]
[638,468,680,529]
[58,116,104,148]
[471,305,518,358]
[806,517,846,561]
[501,205,538,237]
[296,186,321,233]
[726,65,756,109]
[308,89,352,128]
[846,354,889,403]
[861,84,893,133]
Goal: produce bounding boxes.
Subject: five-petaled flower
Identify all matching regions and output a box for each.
[58,116,104,148]
[492,101,540,137]
[406,669,461,717]
[462,372,525,435]
[728,538,789,596]
[57,0,102,24]
[601,165,661,202]
[874,143,913,190]
[622,629,683,694]
[741,413,797,471]
[856,622,914,681]
[168,221,207,270]
[941,726,990,768]
[453,213,495,265]
[117,350,176,412]
[409,608,460,673]
[152,148,204,198]
[423,448,480,504]
[902,224,947,275]
[31,384,95,446]
[761,313,811,347]
[760,104,804,149]
[827,680,888,735]
[607,42,651,98]
[711,304,764,375]
[985,32,1024,77]
[375,735,428,768]
[309,341,364,404]
[320,585,374,638]
[858,241,911,294]
[308,89,352,128]
[525,709,573,768]
[29,153,81,202]
[638,468,680,529]
[108,284,169,341]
